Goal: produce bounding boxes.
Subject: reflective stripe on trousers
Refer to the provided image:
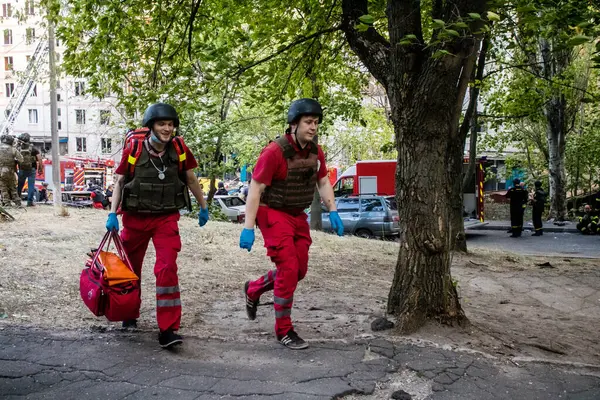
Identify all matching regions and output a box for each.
[121,212,182,332]
[247,206,312,337]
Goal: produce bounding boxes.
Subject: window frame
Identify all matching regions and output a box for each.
[101,138,112,154]
[76,137,87,152]
[4,29,13,45]
[28,109,38,124]
[75,109,86,124]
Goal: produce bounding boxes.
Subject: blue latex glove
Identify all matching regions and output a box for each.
[329,211,344,236]
[106,212,119,232]
[198,207,209,227]
[239,228,255,252]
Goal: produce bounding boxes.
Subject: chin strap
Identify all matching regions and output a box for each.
[293,125,307,150]
[150,129,171,144]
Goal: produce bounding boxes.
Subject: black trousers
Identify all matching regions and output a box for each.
[532,206,543,232]
[510,206,524,236]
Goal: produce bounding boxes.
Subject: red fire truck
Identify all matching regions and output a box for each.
[22,157,115,194]
[332,159,486,223]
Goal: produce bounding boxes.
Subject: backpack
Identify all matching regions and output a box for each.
[19,144,36,172]
[124,128,187,177]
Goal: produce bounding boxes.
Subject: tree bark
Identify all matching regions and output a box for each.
[310,135,323,230]
[340,0,487,333]
[540,39,570,220]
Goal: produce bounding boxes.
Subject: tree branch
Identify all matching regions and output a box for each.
[341,0,391,88]
[233,26,341,76]
[459,35,489,141]
[188,0,203,62]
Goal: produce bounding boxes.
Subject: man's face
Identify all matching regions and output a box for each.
[585,205,591,212]
[152,120,175,142]
[292,115,319,145]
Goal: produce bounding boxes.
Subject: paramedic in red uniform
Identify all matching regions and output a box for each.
[105,103,209,348]
[240,98,344,350]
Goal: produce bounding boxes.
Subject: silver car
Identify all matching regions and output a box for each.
[210,195,246,223]
[309,195,400,238]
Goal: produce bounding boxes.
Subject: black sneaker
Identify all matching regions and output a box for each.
[122,319,137,329]
[244,281,259,320]
[158,329,183,348]
[278,330,308,350]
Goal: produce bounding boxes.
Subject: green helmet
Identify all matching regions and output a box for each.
[142,103,180,128]
[287,98,323,124]
[1,134,14,145]
[18,132,31,143]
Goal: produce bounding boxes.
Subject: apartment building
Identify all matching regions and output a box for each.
[0,0,125,161]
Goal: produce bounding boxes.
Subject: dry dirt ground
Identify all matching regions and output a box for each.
[1,206,599,368]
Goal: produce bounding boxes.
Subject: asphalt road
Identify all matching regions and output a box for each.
[466,230,600,258]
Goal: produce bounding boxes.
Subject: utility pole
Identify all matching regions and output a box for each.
[48,15,63,212]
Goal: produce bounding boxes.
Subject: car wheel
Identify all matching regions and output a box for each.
[355,229,373,239]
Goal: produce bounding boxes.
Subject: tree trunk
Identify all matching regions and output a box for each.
[545,93,568,220]
[310,134,323,230]
[540,39,569,220]
[386,63,470,332]
[340,0,486,333]
[309,70,323,230]
[448,137,467,253]
[451,35,488,252]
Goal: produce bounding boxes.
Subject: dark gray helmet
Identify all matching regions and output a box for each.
[512,178,520,185]
[142,103,180,128]
[287,98,323,124]
[534,180,542,187]
[19,132,31,143]
[1,134,14,145]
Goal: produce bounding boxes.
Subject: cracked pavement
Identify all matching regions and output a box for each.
[1,327,599,399]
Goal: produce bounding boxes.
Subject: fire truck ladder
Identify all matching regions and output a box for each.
[0,39,49,135]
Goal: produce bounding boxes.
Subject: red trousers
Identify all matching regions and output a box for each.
[247,206,312,337]
[120,212,182,332]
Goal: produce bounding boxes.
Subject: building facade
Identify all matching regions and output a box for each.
[0,0,125,162]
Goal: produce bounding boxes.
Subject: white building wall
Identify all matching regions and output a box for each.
[0,0,125,163]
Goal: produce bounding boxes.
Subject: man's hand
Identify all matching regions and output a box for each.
[240,228,255,252]
[329,211,344,236]
[198,207,209,227]
[106,212,119,232]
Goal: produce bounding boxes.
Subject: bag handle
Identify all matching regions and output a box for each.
[91,231,111,272]
[109,230,135,273]
[90,230,135,274]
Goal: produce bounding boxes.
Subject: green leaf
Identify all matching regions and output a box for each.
[567,35,592,46]
[355,23,370,32]
[399,39,413,46]
[432,19,445,28]
[487,11,501,22]
[468,13,481,20]
[576,21,592,29]
[405,34,417,40]
[453,22,468,29]
[444,29,460,37]
[359,15,375,25]
[432,49,453,59]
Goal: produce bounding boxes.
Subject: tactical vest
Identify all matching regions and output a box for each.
[260,136,318,212]
[0,144,15,169]
[533,189,546,207]
[121,142,190,213]
[18,143,35,172]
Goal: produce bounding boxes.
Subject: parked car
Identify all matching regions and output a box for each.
[209,195,246,223]
[308,195,399,239]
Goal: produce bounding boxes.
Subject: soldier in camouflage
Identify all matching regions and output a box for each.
[0,134,24,207]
